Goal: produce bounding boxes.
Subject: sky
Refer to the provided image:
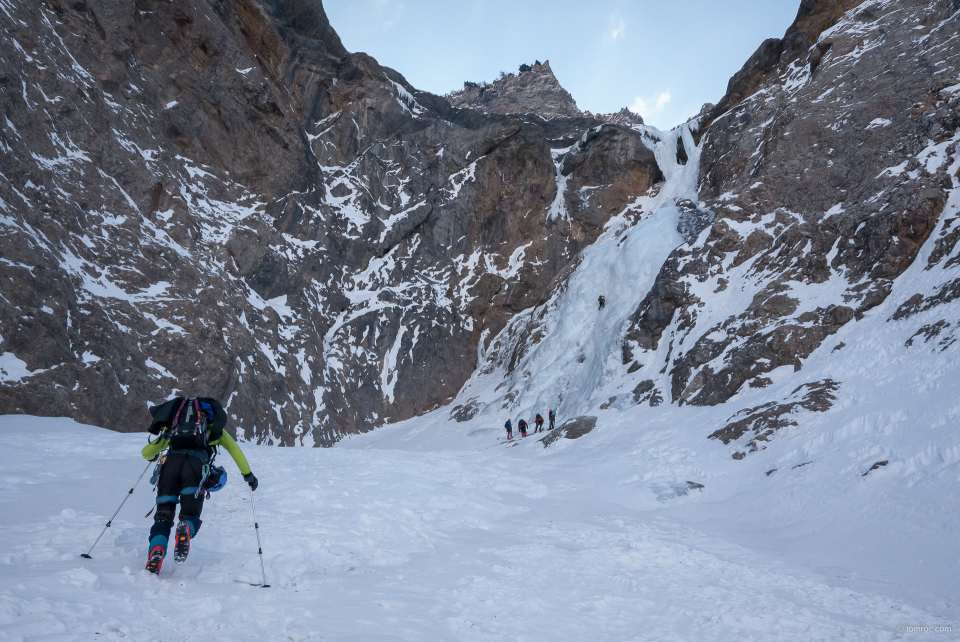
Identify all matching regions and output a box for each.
[324,0,801,130]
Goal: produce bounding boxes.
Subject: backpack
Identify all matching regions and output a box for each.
[149,397,226,451]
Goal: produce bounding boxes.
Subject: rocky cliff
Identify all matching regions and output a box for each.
[622,0,959,435]
[0,0,660,444]
[441,0,960,460]
[2,0,957,453]
[448,61,582,118]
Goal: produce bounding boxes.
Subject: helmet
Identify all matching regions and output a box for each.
[203,465,228,493]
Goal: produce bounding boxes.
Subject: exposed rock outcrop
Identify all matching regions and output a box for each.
[540,415,596,447]
[620,0,960,420]
[597,108,645,127]
[448,61,582,119]
[3,0,958,457]
[0,0,659,444]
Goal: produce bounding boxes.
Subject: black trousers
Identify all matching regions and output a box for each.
[149,451,207,548]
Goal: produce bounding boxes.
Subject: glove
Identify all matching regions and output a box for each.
[243,472,259,491]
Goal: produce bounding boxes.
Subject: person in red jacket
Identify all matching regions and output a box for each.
[548,409,556,430]
[517,419,528,437]
[535,413,544,433]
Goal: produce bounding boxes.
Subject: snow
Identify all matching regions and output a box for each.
[1,379,957,640]
[0,352,47,382]
[380,325,406,404]
[877,160,909,178]
[144,358,174,379]
[917,132,960,175]
[265,294,294,320]
[384,75,426,117]
[446,159,479,200]
[546,145,572,221]
[822,202,845,220]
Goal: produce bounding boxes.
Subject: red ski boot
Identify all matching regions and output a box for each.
[173,521,191,564]
[145,545,164,575]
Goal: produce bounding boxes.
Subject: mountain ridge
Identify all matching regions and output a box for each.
[1,0,958,454]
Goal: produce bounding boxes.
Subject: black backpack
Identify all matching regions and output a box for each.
[149,397,226,451]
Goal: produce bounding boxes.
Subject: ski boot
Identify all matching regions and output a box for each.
[173,520,191,564]
[145,545,164,575]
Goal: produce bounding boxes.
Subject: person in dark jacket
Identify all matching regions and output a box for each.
[518,419,528,437]
[598,295,606,310]
[141,397,258,574]
[504,419,513,440]
[535,413,544,433]
[548,409,556,430]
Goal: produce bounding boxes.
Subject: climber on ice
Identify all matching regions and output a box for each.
[518,419,529,438]
[535,413,544,433]
[505,419,514,440]
[598,295,605,310]
[142,397,259,575]
[548,408,555,430]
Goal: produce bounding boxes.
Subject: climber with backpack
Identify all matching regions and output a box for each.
[548,408,555,430]
[518,418,529,438]
[535,413,544,433]
[141,396,259,575]
[505,418,514,440]
[598,295,606,310]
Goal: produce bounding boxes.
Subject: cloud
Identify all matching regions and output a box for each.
[629,91,671,120]
[608,15,625,41]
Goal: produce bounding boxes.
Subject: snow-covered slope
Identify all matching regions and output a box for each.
[1,413,956,640]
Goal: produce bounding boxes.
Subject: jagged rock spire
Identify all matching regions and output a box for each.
[448,60,582,118]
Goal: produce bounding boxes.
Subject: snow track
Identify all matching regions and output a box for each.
[0,416,955,640]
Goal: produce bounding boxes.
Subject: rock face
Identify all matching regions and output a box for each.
[432,0,959,463]
[598,108,645,127]
[0,0,660,444]
[620,0,960,440]
[448,61,582,118]
[540,415,596,447]
[3,0,958,454]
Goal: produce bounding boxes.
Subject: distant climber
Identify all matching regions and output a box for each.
[548,409,555,430]
[142,397,259,575]
[505,418,513,440]
[518,419,529,438]
[598,295,605,310]
[535,413,544,433]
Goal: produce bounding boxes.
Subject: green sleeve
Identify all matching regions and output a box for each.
[142,438,169,461]
[211,432,252,476]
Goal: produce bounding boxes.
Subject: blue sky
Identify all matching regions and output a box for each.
[324,0,801,130]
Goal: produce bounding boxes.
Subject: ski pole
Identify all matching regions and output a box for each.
[81,459,152,559]
[250,488,270,588]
